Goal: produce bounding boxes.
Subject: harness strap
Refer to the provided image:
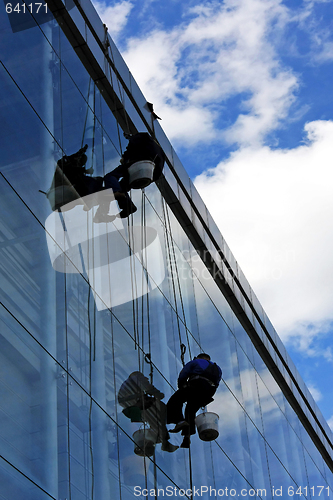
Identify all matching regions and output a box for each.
[189,375,216,387]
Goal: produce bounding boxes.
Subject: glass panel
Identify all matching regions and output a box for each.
[266,447,299,497]
[0,457,55,500]
[237,344,262,432]
[171,151,191,193]
[178,185,193,222]
[162,164,179,201]
[189,180,209,226]
[214,384,253,482]
[0,306,68,498]
[246,416,271,494]
[79,0,106,45]
[191,209,207,245]
[2,1,333,496]
[154,123,174,167]
[223,240,239,277]
[108,38,132,91]
[129,74,151,122]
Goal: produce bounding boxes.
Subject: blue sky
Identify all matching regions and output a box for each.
[93,0,333,428]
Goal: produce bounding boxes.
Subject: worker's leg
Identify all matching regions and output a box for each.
[144,402,178,452]
[104,167,125,194]
[104,168,137,218]
[184,398,202,436]
[166,388,188,425]
[184,381,216,435]
[84,176,103,195]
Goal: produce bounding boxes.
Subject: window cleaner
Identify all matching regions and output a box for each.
[118,371,178,454]
[43,132,165,220]
[103,132,165,217]
[166,353,222,448]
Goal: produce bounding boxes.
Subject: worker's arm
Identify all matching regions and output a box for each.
[177,360,196,388]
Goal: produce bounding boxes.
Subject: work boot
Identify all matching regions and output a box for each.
[116,192,137,219]
[161,441,179,453]
[169,421,189,433]
[113,191,127,201]
[94,213,116,223]
[93,202,115,223]
[119,200,137,219]
[180,436,190,448]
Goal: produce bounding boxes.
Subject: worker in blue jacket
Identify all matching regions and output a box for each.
[166,353,222,448]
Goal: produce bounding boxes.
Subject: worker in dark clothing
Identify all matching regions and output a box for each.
[166,353,222,448]
[103,132,165,218]
[53,145,127,221]
[118,371,178,454]
[49,134,164,220]
[122,132,165,182]
[55,145,101,196]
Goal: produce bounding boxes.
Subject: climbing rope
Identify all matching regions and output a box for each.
[165,204,192,358]
[81,77,92,149]
[162,199,192,365]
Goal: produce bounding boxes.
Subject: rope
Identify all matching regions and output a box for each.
[187,444,194,499]
[90,84,97,171]
[162,199,183,362]
[56,29,76,500]
[181,343,187,367]
[82,77,92,149]
[127,214,140,367]
[140,191,145,364]
[162,199,192,365]
[64,273,72,500]
[79,218,95,500]
[110,313,123,500]
[164,204,192,360]
[166,203,192,358]
[160,200,195,496]
[88,285,95,500]
[79,72,97,493]
[141,190,153,382]
[100,91,106,178]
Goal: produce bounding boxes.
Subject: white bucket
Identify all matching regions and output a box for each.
[128,160,155,189]
[195,412,219,441]
[133,428,158,457]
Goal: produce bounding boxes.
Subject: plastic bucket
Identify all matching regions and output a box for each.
[133,428,158,457]
[195,412,219,441]
[128,160,155,189]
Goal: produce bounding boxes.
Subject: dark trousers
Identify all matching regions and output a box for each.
[104,166,129,192]
[104,167,132,210]
[166,379,215,435]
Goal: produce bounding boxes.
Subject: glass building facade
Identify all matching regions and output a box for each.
[1,1,333,499]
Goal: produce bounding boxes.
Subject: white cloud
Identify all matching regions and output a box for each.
[307,384,323,402]
[121,0,298,146]
[328,415,333,431]
[92,1,333,359]
[288,0,333,62]
[93,0,133,42]
[195,120,333,347]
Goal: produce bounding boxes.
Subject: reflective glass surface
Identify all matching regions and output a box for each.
[0,2,332,499]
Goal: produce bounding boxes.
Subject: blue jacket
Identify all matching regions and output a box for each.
[178,359,222,388]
